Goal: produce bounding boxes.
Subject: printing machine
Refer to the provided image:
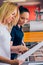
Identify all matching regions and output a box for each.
[18,21,43,64]
[23,21,43,42]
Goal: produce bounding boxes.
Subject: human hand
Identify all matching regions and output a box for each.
[18,45,29,54]
[19,60,25,65]
[11,59,19,65]
[11,59,25,65]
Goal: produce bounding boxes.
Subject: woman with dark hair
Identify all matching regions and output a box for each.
[11,6,29,60]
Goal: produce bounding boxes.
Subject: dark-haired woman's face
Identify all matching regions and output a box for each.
[18,12,29,26]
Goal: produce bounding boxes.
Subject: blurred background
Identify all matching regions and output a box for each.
[0,0,43,21]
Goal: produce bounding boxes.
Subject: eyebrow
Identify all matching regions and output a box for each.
[21,17,29,20]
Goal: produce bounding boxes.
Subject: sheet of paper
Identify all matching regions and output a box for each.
[17,41,43,60]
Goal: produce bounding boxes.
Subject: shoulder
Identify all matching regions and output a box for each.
[11,26,17,31]
[12,25,16,29]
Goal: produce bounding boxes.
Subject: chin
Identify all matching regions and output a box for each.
[8,22,11,24]
[8,21,11,24]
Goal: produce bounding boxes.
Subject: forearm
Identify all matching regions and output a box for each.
[11,45,28,54]
[11,45,21,53]
[0,56,12,64]
[0,56,19,65]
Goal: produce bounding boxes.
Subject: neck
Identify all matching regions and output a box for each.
[17,24,21,28]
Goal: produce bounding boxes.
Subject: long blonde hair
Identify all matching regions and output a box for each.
[0,2,19,31]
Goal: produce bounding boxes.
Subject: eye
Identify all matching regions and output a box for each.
[21,17,25,19]
[12,13,15,15]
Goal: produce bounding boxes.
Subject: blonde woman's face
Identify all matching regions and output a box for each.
[6,8,17,23]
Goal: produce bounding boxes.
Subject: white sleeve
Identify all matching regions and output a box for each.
[0,30,4,55]
[0,30,4,43]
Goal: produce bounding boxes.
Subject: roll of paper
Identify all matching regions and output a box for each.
[30,21,43,31]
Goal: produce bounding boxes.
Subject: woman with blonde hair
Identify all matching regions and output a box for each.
[0,2,20,65]
[0,2,28,65]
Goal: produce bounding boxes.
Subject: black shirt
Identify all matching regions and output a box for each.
[10,25,24,59]
[11,25,24,46]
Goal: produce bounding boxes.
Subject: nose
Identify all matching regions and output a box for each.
[12,16,14,19]
[23,19,26,23]
[11,15,15,20]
